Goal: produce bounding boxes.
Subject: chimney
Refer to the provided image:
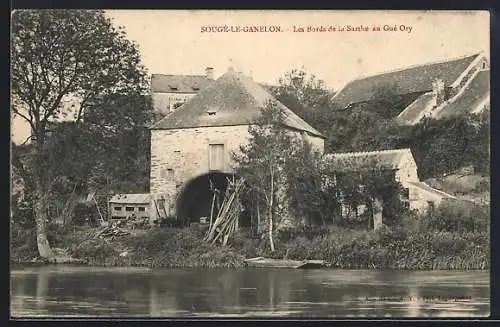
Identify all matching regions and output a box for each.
[432,78,445,107]
[205,67,214,80]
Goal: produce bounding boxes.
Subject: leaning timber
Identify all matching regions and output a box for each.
[204,177,245,246]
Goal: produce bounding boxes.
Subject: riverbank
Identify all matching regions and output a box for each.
[11,222,489,270]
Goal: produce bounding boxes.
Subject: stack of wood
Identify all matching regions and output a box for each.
[95,221,130,240]
[204,177,245,246]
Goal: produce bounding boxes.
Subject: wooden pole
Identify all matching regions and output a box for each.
[93,197,105,226]
[209,192,216,230]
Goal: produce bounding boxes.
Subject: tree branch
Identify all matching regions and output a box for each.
[12,107,36,133]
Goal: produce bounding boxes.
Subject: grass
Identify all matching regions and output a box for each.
[11,211,489,270]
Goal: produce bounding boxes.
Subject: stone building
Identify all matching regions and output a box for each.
[332,52,490,125]
[109,193,151,220]
[151,67,215,119]
[323,148,457,228]
[149,67,325,224]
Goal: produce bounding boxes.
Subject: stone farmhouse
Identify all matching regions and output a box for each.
[148,67,325,225]
[332,52,490,125]
[151,67,215,118]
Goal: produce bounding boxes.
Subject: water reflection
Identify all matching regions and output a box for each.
[10,266,490,318]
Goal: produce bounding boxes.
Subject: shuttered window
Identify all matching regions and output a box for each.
[209,143,225,171]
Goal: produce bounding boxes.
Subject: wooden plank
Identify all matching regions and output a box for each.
[244,258,325,269]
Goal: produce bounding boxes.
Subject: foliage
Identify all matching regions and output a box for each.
[11,10,148,127]
[270,68,334,120]
[417,200,489,233]
[244,224,489,270]
[11,9,150,257]
[284,143,341,226]
[233,101,302,251]
[309,102,490,180]
[271,69,489,181]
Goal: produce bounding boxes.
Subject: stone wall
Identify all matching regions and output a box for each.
[395,156,419,188]
[150,124,325,221]
[150,125,251,193]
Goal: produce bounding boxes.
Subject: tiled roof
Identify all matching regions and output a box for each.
[435,70,490,119]
[109,193,150,204]
[151,74,213,94]
[150,69,324,138]
[323,148,413,172]
[396,92,435,124]
[408,181,457,199]
[333,53,480,108]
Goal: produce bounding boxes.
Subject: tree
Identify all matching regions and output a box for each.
[325,157,405,229]
[11,10,148,259]
[284,142,341,227]
[270,68,335,122]
[233,101,299,252]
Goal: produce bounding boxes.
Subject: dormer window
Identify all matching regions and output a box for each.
[207,110,217,116]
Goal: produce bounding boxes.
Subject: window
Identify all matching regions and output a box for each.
[427,201,436,213]
[161,168,175,180]
[167,169,174,180]
[402,188,410,199]
[138,207,146,212]
[401,188,410,211]
[209,143,225,171]
[125,207,135,212]
[114,206,122,211]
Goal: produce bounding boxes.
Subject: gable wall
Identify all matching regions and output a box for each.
[395,154,419,187]
[150,125,325,194]
[150,125,251,193]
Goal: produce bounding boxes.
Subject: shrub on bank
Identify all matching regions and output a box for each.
[250,219,489,270]
[417,200,489,233]
[65,227,246,268]
[11,198,489,270]
[10,227,38,262]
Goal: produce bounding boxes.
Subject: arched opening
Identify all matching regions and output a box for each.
[176,172,233,224]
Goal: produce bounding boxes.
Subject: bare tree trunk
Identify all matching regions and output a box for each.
[32,138,55,259]
[34,187,55,259]
[268,212,275,252]
[257,199,260,231]
[372,197,384,231]
[269,170,275,253]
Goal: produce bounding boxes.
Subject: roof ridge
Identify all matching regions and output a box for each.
[342,52,481,87]
[152,73,208,78]
[327,148,410,156]
[234,71,324,137]
[409,181,457,199]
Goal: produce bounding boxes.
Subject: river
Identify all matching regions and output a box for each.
[10,266,489,318]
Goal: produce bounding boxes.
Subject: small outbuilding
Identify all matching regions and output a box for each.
[109,193,151,220]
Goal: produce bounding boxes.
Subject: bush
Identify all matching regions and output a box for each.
[418,200,489,233]
[10,226,38,262]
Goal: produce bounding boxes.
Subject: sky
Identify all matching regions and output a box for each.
[11,10,490,144]
[107,10,489,88]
